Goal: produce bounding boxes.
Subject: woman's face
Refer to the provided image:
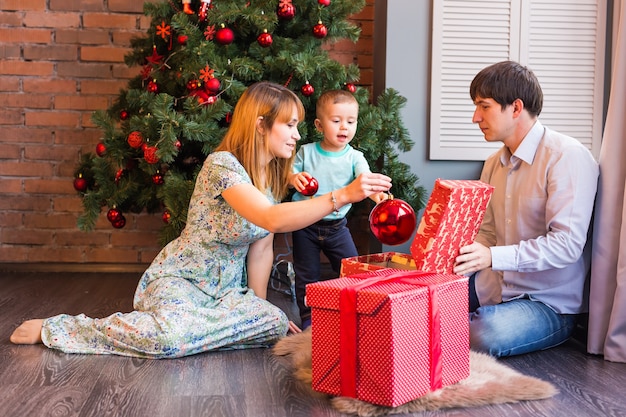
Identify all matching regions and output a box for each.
[266,106,301,160]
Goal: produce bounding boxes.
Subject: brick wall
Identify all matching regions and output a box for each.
[0,0,376,269]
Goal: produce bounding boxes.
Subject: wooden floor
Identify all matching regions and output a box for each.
[2,270,626,417]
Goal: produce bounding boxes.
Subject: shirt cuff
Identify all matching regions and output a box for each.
[490,245,517,271]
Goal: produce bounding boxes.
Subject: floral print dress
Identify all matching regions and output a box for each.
[41,152,290,358]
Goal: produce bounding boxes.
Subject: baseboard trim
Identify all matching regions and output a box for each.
[0,263,149,273]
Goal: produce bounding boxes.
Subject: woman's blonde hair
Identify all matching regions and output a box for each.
[215,81,305,201]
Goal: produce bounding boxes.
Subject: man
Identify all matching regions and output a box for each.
[454,61,599,357]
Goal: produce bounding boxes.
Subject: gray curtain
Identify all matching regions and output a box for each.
[587,0,626,362]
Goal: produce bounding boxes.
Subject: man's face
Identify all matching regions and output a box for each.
[471,96,516,143]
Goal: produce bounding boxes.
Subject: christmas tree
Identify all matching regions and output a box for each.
[73,0,427,245]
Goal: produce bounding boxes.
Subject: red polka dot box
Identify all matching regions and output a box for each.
[340,179,495,277]
[306,269,470,407]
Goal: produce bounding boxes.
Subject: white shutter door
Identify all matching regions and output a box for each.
[521,0,606,157]
[430,0,605,161]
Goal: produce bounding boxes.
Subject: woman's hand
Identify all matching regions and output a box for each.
[336,172,392,206]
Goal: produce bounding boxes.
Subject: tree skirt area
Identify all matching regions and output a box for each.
[272,329,557,417]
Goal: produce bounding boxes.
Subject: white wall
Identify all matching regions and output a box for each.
[383,0,484,252]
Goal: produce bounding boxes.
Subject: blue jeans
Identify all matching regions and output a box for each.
[469,275,577,357]
[292,217,358,327]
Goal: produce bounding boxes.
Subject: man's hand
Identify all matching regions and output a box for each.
[454,242,492,276]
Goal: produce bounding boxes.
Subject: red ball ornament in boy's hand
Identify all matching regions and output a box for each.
[300,177,319,196]
[369,197,417,246]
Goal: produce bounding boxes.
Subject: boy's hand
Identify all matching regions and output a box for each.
[290,172,312,192]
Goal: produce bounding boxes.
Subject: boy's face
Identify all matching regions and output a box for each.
[314,101,359,152]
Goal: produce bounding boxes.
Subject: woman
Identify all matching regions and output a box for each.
[10,81,392,358]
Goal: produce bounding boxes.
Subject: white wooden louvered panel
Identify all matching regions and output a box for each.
[523,0,605,156]
[431,0,516,160]
[430,0,605,161]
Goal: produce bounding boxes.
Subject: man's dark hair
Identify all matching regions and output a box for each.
[470,60,543,117]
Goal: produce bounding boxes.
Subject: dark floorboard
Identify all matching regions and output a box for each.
[1,271,626,417]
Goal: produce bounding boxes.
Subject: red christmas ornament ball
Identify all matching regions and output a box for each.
[191,89,210,105]
[177,34,188,45]
[147,80,158,93]
[345,83,357,93]
[95,142,106,157]
[369,197,417,245]
[111,215,126,229]
[152,172,164,185]
[143,145,159,164]
[127,131,144,149]
[301,82,314,97]
[162,210,171,224]
[300,177,319,196]
[106,207,122,223]
[215,27,235,45]
[312,22,328,39]
[73,175,87,192]
[318,0,331,6]
[187,79,200,91]
[205,77,221,93]
[175,140,182,149]
[257,31,273,47]
[119,110,129,120]
[277,2,296,20]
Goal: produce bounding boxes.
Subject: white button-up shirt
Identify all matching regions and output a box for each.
[474,121,599,314]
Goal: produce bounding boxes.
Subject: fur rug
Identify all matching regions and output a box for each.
[272,329,558,416]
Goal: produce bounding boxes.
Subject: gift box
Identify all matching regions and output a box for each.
[307,269,469,407]
[340,179,494,277]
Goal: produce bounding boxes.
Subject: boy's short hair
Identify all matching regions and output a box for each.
[315,89,358,119]
[470,60,543,117]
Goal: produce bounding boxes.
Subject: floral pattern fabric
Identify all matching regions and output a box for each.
[42,152,289,358]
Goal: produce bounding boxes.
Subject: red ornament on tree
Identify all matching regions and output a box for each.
[369,196,417,246]
[199,0,212,21]
[127,131,144,149]
[301,82,315,97]
[191,89,210,105]
[95,142,106,157]
[318,0,331,6]
[73,174,87,192]
[205,77,221,93]
[111,215,126,229]
[177,34,188,45]
[106,207,122,223]
[215,26,234,45]
[187,79,200,91]
[119,110,129,120]
[162,210,171,224]
[312,21,328,39]
[143,145,159,164]
[152,171,164,185]
[147,79,159,93]
[345,83,357,93]
[257,30,273,47]
[277,0,296,20]
[114,169,124,183]
[300,177,319,197]
[175,140,182,149]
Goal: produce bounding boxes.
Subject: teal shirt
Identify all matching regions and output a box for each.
[292,142,371,220]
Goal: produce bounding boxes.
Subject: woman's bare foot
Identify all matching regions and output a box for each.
[10,319,44,344]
